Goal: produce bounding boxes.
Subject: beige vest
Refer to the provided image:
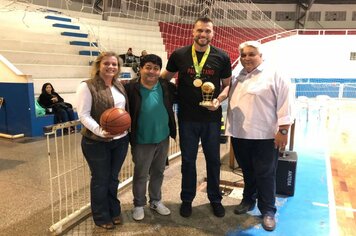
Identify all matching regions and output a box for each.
[81,75,128,142]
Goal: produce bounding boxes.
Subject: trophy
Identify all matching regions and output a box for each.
[199,82,215,107]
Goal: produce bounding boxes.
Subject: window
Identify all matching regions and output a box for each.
[127,0,148,12]
[107,0,121,8]
[275,11,296,21]
[262,11,272,20]
[252,11,262,20]
[325,11,346,21]
[350,52,356,60]
[308,11,321,21]
[227,10,247,20]
[180,5,203,17]
[352,11,356,21]
[212,8,224,19]
[71,0,92,3]
[155,3,175,15]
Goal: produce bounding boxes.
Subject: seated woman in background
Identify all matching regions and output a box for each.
[38,82,75,124]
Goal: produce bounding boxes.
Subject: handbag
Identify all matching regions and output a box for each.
[35,100,46,117]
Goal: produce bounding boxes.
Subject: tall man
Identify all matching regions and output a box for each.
[226,41,293,231]
[161,17,231,218]
[125,54,177,221]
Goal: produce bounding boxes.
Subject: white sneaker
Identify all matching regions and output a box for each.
[150,201,171,216]
[132,206,144,221]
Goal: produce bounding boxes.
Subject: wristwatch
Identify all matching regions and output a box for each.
[279,128,288,135]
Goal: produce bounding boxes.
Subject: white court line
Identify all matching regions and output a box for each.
[313,202,356,212]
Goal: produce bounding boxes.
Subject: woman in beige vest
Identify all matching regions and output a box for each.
[76,51,130,230]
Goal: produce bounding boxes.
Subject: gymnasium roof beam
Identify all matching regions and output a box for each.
[295,0,315,29]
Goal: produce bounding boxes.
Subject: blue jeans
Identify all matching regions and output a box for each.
[81,135,129,225]
[231,138,278,216]
[179,121,222,203]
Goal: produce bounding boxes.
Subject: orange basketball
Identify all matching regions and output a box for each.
[100,108,131,135]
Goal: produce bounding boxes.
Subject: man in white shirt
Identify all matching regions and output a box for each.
[226,41,293,231]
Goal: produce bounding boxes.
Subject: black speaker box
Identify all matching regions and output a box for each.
[276,151,297,196]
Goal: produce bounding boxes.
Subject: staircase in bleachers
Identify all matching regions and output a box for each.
[45,15,101,63]
[0,4,167,136]
[0,6,167,106]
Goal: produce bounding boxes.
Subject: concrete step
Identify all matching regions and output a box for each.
[98,34,164,44]
[108,16,159,27]
[61,31,88,38]
[0,29,75,43]
[52,23,80,30]
[79,16,160,31]
[32,66,136,95]
[33,78,84,95]
[86,24,162,38]
[45,15,72,22]
[32,66,137,107]
[15,64,91,78]
[0,39,94,54]
[70,41,98,47]
[79,50,100,56]
[98,40,166,53]
[0,50,91,66]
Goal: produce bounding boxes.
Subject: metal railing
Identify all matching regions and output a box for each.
[45,120,180,235]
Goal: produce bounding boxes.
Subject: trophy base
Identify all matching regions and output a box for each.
[199,101,213,107]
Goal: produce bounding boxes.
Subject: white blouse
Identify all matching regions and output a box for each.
[76,82,127,139]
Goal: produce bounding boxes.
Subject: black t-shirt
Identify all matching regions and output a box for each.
[166,45,231,122]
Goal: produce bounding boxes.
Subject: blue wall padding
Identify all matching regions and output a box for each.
[0,82,33,136]
[0,82,66,137]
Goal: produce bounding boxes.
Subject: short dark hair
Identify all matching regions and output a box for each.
[194,17,213,25]
[140,54,162,69]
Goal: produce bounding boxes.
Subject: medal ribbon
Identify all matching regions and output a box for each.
[192,44,210,78]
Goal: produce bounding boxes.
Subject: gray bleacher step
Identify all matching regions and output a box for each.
[70,41,98,47]
[45,15,71,22]
[79,50,100,56]
[53,23,80,30]
[61,32,88,38]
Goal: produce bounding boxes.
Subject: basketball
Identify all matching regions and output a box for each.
[201,82,215,93]
[100,108,131,135]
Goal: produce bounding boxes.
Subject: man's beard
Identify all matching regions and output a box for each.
[194,37,211,47]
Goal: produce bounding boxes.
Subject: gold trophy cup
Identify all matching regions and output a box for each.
[199,82,215,107]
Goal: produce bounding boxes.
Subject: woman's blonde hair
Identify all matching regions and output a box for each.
[90,51,121,79]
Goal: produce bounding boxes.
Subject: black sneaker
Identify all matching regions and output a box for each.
[234,201,255,215]
[180,202,192,217]
[211,202,225,217]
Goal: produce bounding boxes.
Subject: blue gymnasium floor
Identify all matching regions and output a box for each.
[227,115,336,236]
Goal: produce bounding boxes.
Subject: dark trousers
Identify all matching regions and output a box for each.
[81,135,129,225]
[179,121,222,203]
[231,137,278,216]
[56,107,75,123]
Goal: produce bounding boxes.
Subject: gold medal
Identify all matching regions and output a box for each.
[193,78,203,87]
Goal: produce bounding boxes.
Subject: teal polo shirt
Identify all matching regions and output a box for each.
[136,82,169,144]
